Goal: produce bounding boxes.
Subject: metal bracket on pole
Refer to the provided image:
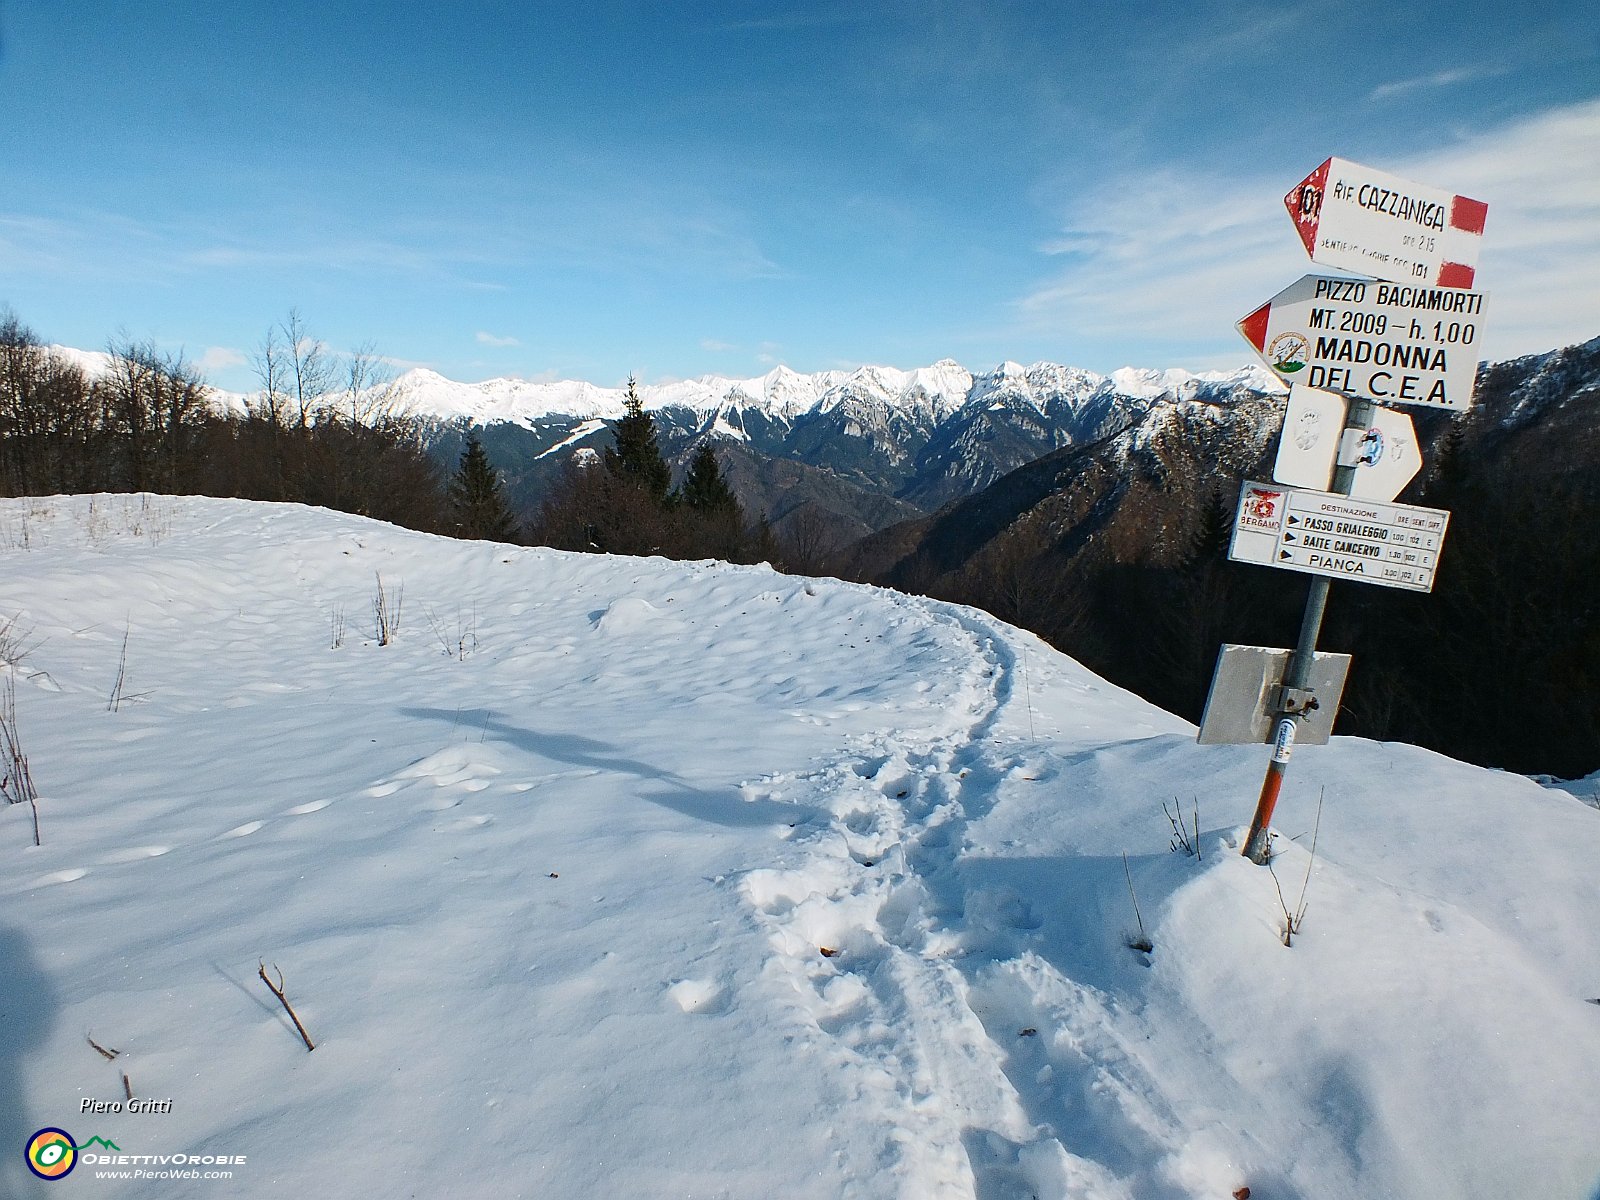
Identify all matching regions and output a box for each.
[1337,425,1383,469]
[1273,685,1319,716]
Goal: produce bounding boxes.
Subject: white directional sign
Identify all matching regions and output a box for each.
[1286,157,1488,289]
[1273,385,1421,502]
[1229,481,1450,592]
[1239,273,1486,411]
[1273,385,1345,490]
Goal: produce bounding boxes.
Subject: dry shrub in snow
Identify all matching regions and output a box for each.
[0,673,42,845]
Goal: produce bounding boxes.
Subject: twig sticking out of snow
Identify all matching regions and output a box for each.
[0,612,40,670]
[1021,644,1036,740]
[259,960,316,1052]
[1165,797,1200,860]
[1292,788,1325,931]
[372,573,402,646]
[423,603,479,661]
[1123,852,1153,953]
[107,622,130,711]
[1273,787,1326,946]
[1267,859,1300,947]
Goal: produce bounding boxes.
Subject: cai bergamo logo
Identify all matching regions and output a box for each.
[25,1128,79,1181]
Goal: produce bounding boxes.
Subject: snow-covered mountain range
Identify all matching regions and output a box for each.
[46,345,1284,524]
[399,358,1280,431]
[408,359,1285,522]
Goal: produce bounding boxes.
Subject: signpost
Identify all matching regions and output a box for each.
[1201,154,1489,864]
[1238,273,1487,412]
[1228,481,1450,593]
[1285,157,1488,289]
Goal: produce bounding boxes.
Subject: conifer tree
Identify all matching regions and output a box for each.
[1185,486,1234,573]
[448,431,519,541]
[602,376,671,503]
[679,441,739,514]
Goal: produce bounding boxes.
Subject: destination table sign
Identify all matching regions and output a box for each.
[1229,481,1450,593]
[1238,274,1486,411]
[1285,157,1488,289]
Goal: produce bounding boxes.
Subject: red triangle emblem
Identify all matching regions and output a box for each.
[1237,302,1272,354]
[1285,159,1331,258]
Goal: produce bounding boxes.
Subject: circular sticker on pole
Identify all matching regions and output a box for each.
[1271,718,1297,764]
[1357,426,1385,467]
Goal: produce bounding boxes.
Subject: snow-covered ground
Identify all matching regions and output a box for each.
[2,494,1597,1200]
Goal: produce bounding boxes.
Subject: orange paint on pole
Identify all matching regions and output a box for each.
[1244,719,1296,862]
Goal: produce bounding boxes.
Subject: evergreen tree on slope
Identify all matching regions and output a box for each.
[449,430,519,541]
[602,376,671,503]
[679,441,740,515]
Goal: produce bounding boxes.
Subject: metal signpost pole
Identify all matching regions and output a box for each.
[1241,397,1374,863]
[1221,156,1483,863]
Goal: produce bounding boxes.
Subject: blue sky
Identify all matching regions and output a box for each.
[2,1,1597,392]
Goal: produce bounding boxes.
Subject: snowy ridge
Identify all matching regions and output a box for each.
[1488,334,1600,429]
[392,358,1281,429]
[45,344,253,413]
[44,344,118,378]
[2,495,1597,1199]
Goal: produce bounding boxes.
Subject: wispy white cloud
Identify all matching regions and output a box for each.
[0,211,167,280]
[612,212,785,282]
[1369,66,1509,102]
[1158,2,1315,72]
[1015,170,1285,368]
[1015,97,1600,369]
[475,331,520,347]
[719,9,864,33]
[1406,97,1600,356]
[0,206,515,298]
[3,187,785,299]
[197,346,247,374]
[700,338,736,352]
[181,236,500,284]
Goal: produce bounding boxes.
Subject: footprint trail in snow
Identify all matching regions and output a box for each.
[735,595,1219,1199]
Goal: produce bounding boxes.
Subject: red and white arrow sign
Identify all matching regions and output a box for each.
[1286,157,1487,289]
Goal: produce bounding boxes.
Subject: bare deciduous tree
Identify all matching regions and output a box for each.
[282,309,334,432]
